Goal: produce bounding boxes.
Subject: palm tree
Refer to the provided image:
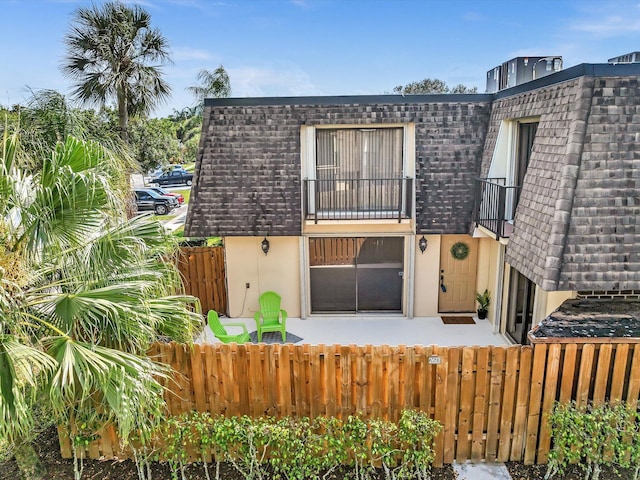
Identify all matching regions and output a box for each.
[187,66,231,114]
[0,129,200,479]
[61,1,172,141]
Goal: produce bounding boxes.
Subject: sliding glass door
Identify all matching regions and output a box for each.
[309,237,403,313]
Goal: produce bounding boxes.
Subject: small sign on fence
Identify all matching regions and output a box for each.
[428,355,441,365]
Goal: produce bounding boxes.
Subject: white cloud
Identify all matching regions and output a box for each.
[291,0,308,7]
[227,64,323,97]
[572,15,640,36]
[172,47,215,61]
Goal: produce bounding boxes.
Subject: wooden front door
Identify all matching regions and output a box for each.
[438,235,478,313]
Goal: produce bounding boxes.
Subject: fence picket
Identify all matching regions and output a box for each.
[627,345,640,407]
[279,345,293,416]
[324,345,337,417]
[190,344,207,413]
[593,344,612,405]
[524,344,547,464]
[433,346,448,468]
[610,344,629,403]
[486,347,505,461]
[558,344,577,403]
[456,347,476,461]
[310,345,322,418]
[443,347,460,464]
[576,344,595,408]
[537,344,561,463]
[471,346,489,461]
[204,344,221,414]
[511,346,532,461]
[371,346,384,418]
[497,346,519,462]
[248,344,264,416]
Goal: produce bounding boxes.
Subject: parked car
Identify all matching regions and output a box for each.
[134,188,179,215]
[148,170,194,186]
[148,186,185,205]
[145,165,189,183]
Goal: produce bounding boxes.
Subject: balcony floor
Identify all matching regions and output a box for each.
[198,315,510,347]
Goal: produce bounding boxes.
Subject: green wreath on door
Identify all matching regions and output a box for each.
[450,241,469,260]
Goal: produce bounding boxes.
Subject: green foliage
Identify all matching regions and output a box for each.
[61,1,172,139]
[0,130,201,478]
[128,117,181,172]
[546,401,640,480]
[397,409,441,479]
[392,78,478,95]
[475,289,491,310]
[207,237,223,247]
[139,410,441,480]
[187,66,231,113]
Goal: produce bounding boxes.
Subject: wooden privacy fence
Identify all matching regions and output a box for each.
[177,246,227,314]
[64,341,640,467]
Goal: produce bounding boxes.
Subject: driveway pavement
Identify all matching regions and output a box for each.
[164,203,188,231]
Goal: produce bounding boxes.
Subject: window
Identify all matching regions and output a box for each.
[304,126,413,221]
[316,128,403,182]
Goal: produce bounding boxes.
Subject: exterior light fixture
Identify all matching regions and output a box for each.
[261,237,270,255]
[418,236,428,254]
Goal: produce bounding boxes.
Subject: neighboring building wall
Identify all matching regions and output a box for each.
[543,291,576,317]
[577,290,640,300]
[185,98,492,238]
[224,236,301,318]
[481,77,591,289]
[559,76,640,290]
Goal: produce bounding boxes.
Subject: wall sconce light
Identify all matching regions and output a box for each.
[261,237,270,255]
[418,236,428,254]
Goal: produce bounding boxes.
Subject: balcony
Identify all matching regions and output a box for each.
[473,178,521,239]
[303,178,413,223]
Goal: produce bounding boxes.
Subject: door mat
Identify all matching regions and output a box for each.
[441,316,475,325]
[249,331,303,344]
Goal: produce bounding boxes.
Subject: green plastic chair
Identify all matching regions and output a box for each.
[208,310,250,344]
[253,291,287,342]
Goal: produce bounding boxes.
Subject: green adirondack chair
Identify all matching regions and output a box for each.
[208,310,250,344]
[253,291,287,342]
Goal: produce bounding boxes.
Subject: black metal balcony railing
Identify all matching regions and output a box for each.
[474,178,521,239]
[303,178,413,223]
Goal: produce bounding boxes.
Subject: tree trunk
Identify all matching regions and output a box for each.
[117,87,129,142]
[13,438,46,480]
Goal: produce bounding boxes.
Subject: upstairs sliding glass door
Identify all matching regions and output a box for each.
[309,237,403,313]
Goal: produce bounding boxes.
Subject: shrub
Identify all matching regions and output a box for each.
[136,410,442,480]
[546,401,640,480]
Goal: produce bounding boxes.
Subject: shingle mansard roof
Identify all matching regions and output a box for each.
[186,63,640,293]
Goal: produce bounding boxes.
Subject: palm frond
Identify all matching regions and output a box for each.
[44,336,169,440]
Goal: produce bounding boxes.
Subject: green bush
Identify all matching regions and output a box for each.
[546,401,640,480]
[135,410,441,480]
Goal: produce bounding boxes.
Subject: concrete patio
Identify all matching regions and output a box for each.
[198,315,510,346]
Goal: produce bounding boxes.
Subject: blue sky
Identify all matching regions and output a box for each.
[1,0,639,117]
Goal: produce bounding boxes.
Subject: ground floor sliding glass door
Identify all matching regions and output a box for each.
[309,237,404,313]
[506,267,535,345]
